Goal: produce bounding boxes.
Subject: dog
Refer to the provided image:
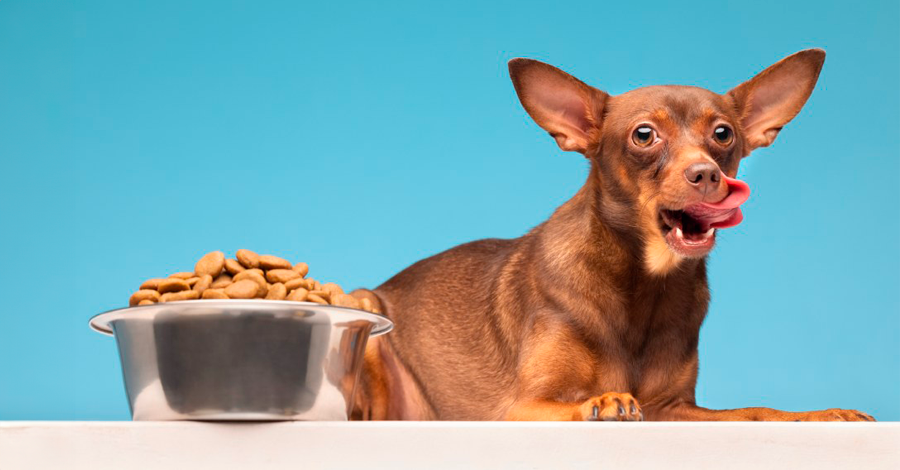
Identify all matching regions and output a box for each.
[349,49,875,421]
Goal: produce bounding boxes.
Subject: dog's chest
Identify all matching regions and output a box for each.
[536,278,708,401]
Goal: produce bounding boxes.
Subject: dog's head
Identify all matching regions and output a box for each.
[509,50,825,274]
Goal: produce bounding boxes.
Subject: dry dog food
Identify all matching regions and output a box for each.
[128,249,378,313]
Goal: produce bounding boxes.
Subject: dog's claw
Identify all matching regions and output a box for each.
[580,392,643,422]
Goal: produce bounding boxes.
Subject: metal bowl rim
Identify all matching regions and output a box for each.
[89,299,393,337]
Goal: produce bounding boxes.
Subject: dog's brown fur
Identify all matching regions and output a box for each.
[350,50,875,422]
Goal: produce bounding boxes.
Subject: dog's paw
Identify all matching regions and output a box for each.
[795,408,876,422]
[578,392,643,421]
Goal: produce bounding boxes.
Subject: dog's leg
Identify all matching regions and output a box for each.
[650,403,875,421]
[348,288,388,420]
[505,393,643,421]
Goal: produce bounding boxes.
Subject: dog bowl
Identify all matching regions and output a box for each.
[90,300,392,421]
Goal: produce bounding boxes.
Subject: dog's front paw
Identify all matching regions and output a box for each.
[578,392,643,421]
[796,408,876,422]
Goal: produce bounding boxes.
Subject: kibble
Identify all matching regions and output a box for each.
[265,282,287,300]
[321,283,344,297]
[236,249,260,269]
[286,287,308,301]
[266,269,300,284]
[283,277,307,291]
[160,290,200,302]
[210,273,233,289]
[233,270,268,297]
[225,280,259,299]
[130,289,160,306]
[292,262,309,277]
[258,255,292,271]
[202,288,229,299]
[140,278,165,290]
[158,278,190,294]
[192,274,213,295]
[195,251,225,278]
[126,249,379,313]
[224,259,245,275]
[308,290,331,301]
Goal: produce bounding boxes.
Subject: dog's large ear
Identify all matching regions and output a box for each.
[728,49,826,154]
[509,59,608,154]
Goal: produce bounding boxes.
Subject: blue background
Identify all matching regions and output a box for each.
[1,0,897,421]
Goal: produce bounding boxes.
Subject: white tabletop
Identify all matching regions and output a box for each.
[1,421,898,470]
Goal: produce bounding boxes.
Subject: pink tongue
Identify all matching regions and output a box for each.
[683,176,751,229]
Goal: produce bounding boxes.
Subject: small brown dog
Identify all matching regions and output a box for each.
[350,49,875,421]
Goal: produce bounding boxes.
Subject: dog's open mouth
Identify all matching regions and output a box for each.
[659,209,717,256]
[659,176,751,257]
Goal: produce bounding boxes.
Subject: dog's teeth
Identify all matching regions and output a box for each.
[675,227,683,239]
[703,228,715,238]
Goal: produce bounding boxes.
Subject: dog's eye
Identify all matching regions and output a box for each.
[713,126,733,145]
[632,127,656,147]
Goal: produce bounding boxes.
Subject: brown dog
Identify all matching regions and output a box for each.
[350,49,875,421]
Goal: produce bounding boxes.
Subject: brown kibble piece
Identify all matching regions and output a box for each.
[169,272,194,280]
[210,273,233,288]
[185,276,200,286]
[160,290,200,302]
[292,262,309,278]
[360,297,373,312]
[158,278,190,294]
[307,293,328,305]
[140,278,166,290]
[201,288,229,299]
[265,283,287,300]
[286,288,308,301]
[284,278,307,291]
[266,269,300,283]
[224,259,245,275]
[248,268,264,277]
[192,274,213,295]
[195,251,226,277]
[129,290,161,306]
[308,290,331,301]
[137,299,156,306]
[233,270,268,297]
[321,282,344,297]
[236,249,260,269]
[331,293,360,309]
[225,280,259,299]
[259,255,292,270]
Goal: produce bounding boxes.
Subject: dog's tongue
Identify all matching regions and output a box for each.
[683,176,751,229]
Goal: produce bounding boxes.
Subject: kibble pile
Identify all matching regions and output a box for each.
[128,249,377,313]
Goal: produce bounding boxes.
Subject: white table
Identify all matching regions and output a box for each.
[1,421,898,469]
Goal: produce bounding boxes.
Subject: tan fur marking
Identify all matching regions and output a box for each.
[644,234,683,275]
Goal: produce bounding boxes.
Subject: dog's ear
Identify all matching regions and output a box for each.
[509,58,608,154]
[728,49,826,154]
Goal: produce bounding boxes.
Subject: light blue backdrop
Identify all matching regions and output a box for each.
[1,0,897,421]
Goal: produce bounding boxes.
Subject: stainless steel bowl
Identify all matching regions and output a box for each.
[90,300,392,421]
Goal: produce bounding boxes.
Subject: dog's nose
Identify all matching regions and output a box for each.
[684,162,721,196]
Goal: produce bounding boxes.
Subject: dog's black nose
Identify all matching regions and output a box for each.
[684,162,721,196]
